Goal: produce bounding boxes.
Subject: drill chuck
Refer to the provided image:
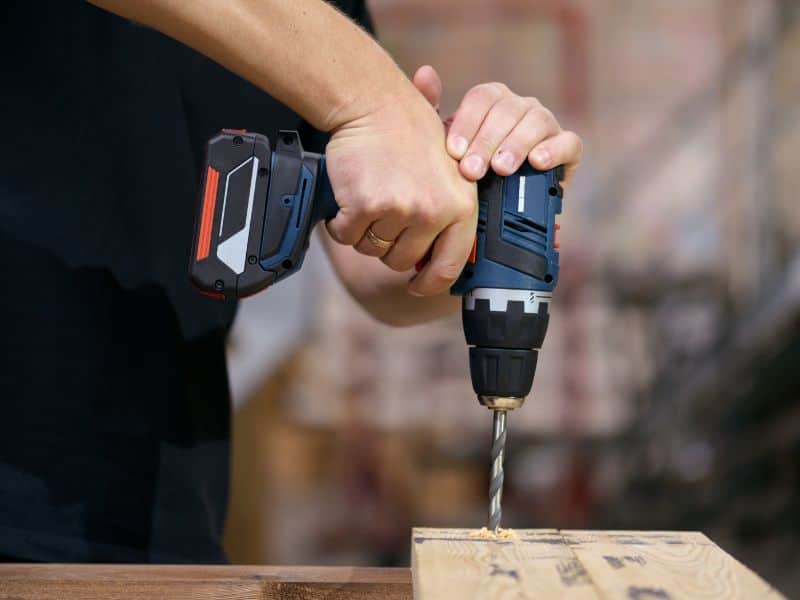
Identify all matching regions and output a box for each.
[462,287,551,402]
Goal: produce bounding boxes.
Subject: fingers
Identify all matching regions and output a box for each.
[413,65,443,111]
[445,83,567,182]
[458,95,531,180]
[446,82,506,161]
[490,105,561,176]
[528,129,583,186]
[326,203,375,247]
[382,225,440,273]
[408,218,476,296]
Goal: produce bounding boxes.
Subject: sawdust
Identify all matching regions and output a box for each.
[469,527,518,540]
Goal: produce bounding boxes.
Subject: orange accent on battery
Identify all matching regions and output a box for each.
[468,237,478,264]
[198,289,225,300]
[196,167,220,261]
[223,128,247,134]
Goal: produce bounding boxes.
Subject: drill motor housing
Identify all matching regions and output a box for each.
[451,165,563,404]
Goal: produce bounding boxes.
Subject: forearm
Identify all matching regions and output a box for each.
[87,0,410,131]
[321,230,459,327]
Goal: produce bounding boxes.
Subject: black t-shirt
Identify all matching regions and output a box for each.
[0,0,373,562]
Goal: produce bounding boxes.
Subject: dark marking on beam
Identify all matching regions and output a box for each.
[556,560,591,587]
[603,556,625,569]
[489,563,520,581]
[614,537,649,545]
[628,585,672,599]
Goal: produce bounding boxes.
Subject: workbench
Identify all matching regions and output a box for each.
[0,565,411,599]
[0,529,785,599]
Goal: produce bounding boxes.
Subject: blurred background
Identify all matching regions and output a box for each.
[222,0,800,595]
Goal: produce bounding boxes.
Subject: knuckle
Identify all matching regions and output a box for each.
[430,261,463,283]
[389,196,414,221]
[415,203,441,228]
[469,82,503,104]
[510,95,529,113]
[362,195,389,219]
[327,227,346,245]
[565,130,584,155]
[382,254,413,272]
[530,106,555,124]
[337,230,361,246]
[456,198,476,221]
[472,133,498,155]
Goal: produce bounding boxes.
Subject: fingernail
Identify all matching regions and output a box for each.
[408,289,425,297]
[449,136,469,158]
[532,148,551,167]
[463,154,485,177]
[494,150,515,171]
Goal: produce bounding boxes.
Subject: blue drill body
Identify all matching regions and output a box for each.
[451,162,562,297]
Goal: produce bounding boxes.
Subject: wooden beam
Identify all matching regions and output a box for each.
[411,528,784,599]
[0,565,411,600]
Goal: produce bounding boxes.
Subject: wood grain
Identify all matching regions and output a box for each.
[411,528,785,599]
[564,531,783,600]
[412,528,599,599]
[0,565,411,600]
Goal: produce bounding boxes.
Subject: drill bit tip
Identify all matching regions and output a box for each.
[488,409,507,532]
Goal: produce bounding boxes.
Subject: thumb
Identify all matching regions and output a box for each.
[413,65,442,111]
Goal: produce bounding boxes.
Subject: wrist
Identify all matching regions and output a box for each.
[322,60,422,133]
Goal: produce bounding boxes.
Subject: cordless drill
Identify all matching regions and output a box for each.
[190,130,562,530]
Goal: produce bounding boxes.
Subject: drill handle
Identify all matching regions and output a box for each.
[310,155,339,224]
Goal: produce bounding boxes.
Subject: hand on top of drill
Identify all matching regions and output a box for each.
[324,65,582,298]
[413,66,582,187]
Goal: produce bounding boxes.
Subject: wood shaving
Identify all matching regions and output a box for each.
[469,527,518,540]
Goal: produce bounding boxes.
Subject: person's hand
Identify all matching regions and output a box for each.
[325,83,477,297]
[412,65,583,186]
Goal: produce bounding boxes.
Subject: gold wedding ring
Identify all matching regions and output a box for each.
[365,226,395,250]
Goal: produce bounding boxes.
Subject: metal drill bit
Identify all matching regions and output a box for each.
[488,409,507,532]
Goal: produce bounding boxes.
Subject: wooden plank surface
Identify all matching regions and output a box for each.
[412,528,785,599]
[0,565,412,600]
